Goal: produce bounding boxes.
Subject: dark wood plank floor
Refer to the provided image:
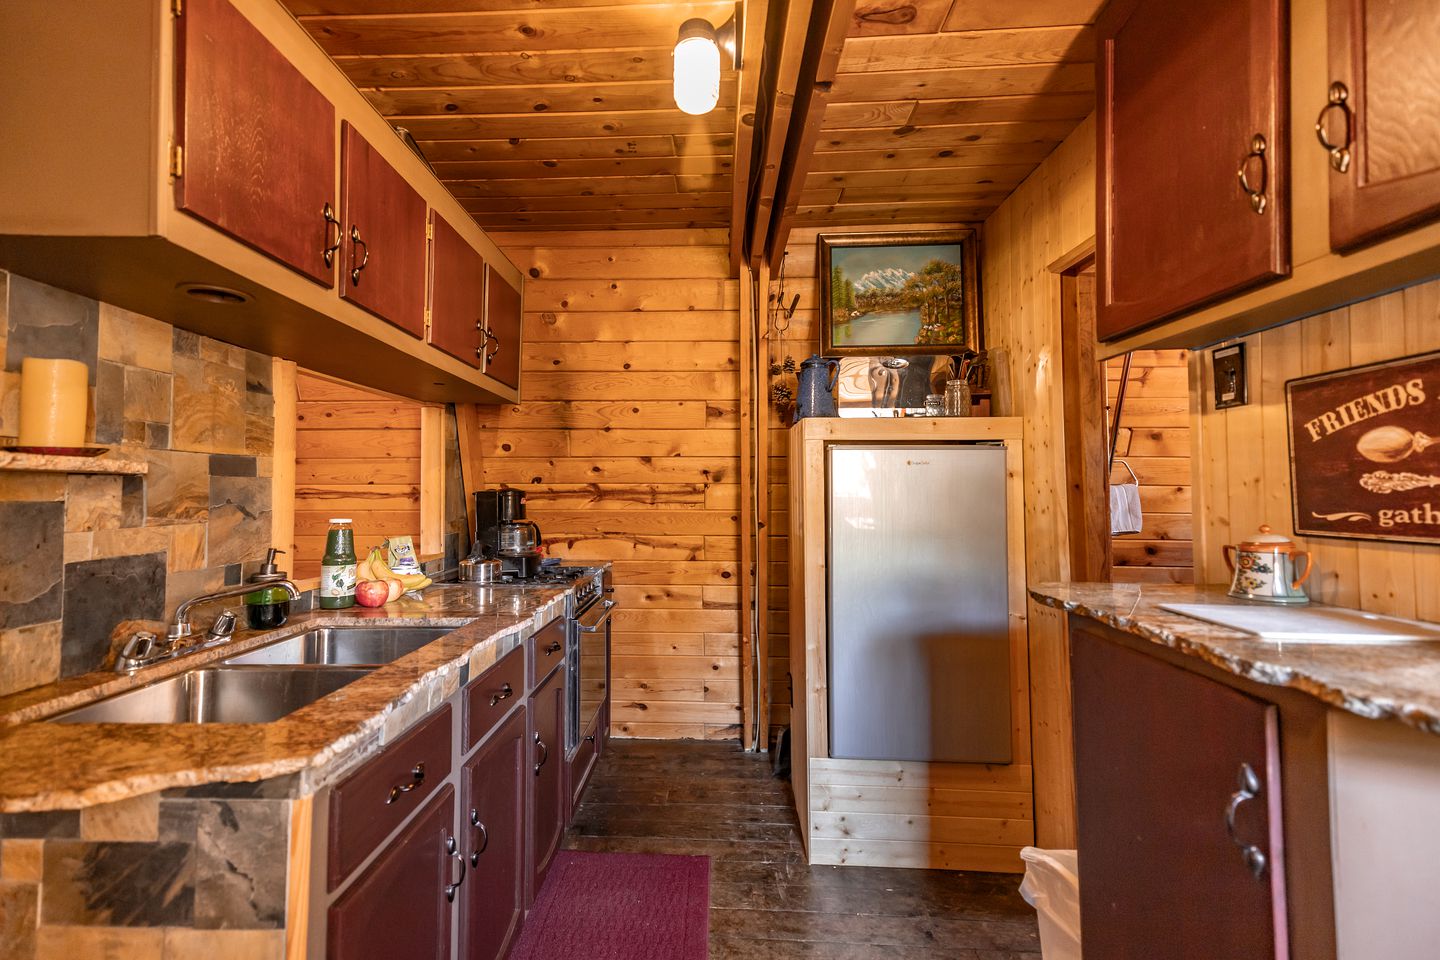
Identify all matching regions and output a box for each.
[564,740,1043,959]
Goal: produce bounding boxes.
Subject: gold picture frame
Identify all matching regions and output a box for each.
[817,229,981,357]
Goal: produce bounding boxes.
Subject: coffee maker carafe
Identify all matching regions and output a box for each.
[475,488,543,578]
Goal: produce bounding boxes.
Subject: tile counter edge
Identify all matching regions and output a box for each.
[1030,582,1440,737]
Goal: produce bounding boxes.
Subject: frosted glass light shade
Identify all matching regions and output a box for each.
[673,34,721,115]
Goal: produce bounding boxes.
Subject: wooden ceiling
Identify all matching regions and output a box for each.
[793,0,1101,227]
[284,0,1098,238]
[284,0,740,230]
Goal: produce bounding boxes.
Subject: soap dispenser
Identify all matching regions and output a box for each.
[244,548,292,630]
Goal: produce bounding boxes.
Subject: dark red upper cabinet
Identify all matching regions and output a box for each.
[483,265,523,391]
[1097,0,1290,341]
[1323,0,1440,250]
[429,212,486,369]
[174,0,335,286]
[340,122,428,338]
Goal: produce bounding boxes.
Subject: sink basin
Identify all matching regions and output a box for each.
[50,665,373,724]
[221,626,453,666]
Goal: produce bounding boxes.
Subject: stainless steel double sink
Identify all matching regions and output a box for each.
[51,626,453,725]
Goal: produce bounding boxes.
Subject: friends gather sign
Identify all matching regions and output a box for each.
[1288,351,1440,543]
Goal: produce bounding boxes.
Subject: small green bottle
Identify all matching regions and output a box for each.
[319,518,357,609]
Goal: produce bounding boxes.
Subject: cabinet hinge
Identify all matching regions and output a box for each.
[426,221,434,240]
[169,143,184,178]
[424,308,432,330]
[172,0,182,15]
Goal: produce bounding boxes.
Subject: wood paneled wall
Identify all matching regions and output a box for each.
[1109,349,1194,583]
[478,228,744,739]
[980,114,1096,849]
[1192,277,1440,621]
[293,372,424,578]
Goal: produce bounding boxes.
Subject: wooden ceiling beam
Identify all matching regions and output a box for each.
[729,0,773,269]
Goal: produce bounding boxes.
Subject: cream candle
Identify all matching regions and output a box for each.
[17,357,89,447]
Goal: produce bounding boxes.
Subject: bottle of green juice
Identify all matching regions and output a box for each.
[320,518,357,609]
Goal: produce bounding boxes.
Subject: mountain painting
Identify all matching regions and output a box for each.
[817,230,980,357]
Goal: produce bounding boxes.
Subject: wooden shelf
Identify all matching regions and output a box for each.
[0,451,149,475]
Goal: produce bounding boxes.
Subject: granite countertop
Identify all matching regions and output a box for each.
[0,582,576,812]
[1031,582,1440,737]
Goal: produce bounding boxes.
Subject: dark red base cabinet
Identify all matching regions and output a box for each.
[462,708,527,960]
[528,666,566,907]
[328,786,457,960]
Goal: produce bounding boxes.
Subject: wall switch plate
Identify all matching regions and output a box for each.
[1213,343,1247,409]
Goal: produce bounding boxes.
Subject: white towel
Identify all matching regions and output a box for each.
[1109,460,1143,536]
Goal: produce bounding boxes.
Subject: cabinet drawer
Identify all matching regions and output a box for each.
[463,642,525,752]
[328,704,453,890]
[528,617,566,688]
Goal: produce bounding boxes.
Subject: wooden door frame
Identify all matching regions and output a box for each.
[1052,240,1111,582]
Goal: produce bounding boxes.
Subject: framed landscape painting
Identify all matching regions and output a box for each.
[817,229,980,356]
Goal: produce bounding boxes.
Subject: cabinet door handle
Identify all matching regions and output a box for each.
[349,225,370,285]
[534,732,548,776]
[1236,134,1269,215]
[489,682,514,708]
[322,203,342,268]
[484,328,500,365]
[1224,762,1268,879]
[545,639,562,656]
[443,834,467,902]
[585,734,596,744]
[1315,81,1352,173]
[385,762,425,804]
[468,808,489,867]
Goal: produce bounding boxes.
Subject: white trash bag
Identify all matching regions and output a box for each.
[1019,847,1081,960]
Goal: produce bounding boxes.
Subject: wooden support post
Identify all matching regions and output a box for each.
[729,0,773,269]
[271,358,298,559]
[419,405,445,558]
[454,402,483,546]
[739,259,758,750]
[753,260,772,747]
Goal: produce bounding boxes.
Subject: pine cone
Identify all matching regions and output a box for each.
[781,356,797,373]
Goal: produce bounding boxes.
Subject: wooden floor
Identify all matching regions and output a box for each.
[563,740,1043,958]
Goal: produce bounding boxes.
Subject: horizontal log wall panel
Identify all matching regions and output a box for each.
[486,230,740,740]
[293,372,424,577]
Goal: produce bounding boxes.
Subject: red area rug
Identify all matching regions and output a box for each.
[509,851,710,960]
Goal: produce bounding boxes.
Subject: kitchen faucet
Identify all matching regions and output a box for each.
[114,579,301,673]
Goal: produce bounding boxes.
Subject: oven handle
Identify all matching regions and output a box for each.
[576,599,614,632]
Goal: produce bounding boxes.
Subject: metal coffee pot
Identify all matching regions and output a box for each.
[794,355,839,422]
[1223,524,1313,604]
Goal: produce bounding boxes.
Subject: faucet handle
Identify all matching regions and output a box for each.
[115,631,161,673]
[206,610,237,644]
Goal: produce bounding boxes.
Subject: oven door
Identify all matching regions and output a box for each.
[569,598,612,751]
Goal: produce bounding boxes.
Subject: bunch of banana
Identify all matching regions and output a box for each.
[358,547,432,592]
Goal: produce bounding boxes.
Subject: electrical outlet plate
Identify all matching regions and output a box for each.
[1213,343,1248,409]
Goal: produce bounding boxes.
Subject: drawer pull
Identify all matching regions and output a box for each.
[585,734,596,744]
[468,808,489,867]
[1315,81,1352,173]
[443,834,467,902]
[1224,762,1268,879]
[1236,134,1269,215]
[322,203,342,268]
[544,639,562,656]
[385,762,425,804]
[534,732,548,776]
[489,682,514,708]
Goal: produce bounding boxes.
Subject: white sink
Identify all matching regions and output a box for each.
[1159,603,1440,643]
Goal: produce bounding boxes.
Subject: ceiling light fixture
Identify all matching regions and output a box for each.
[673,13,740,116]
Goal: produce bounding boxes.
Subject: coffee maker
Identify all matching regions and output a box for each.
[474,488,543,579]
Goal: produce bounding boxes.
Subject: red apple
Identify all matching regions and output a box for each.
[355,579,389,607]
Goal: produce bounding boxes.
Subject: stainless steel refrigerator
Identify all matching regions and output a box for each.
[826,443,1012,764]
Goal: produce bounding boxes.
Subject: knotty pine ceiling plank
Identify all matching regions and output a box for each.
[941,0,1105,31]
[900,91,1094,125]
[804,183,1010,203]
[395,108,736,140]
[847,0,956,37]
[806,164,1033,189]
[460,191,735,213]
[332,48,676,88]
[436,155,733,180]
[414,133,733,162]
[367,77,738,116]
[446,173,733,198]
[807,140,1060,171]
[837,25,1094,71]
[472,210,731,228]
[828,61,1094,103]
[289,0,638,13]
[299,4,738,56]
[816,119,1077,150]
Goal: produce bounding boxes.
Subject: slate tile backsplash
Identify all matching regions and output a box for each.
[0,271,276,695]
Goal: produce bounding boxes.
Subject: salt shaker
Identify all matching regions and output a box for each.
[944,379,971,416]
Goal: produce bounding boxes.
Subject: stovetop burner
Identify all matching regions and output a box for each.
[496,565,589,585]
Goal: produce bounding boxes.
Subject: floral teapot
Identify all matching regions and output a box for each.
[1223,524,1312,604]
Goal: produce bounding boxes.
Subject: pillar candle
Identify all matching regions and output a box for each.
[17,357,89,447]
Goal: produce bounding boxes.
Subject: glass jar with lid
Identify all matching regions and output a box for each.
[943,379,972,417]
